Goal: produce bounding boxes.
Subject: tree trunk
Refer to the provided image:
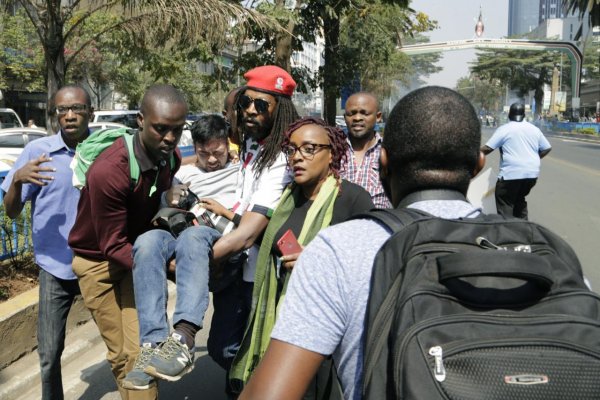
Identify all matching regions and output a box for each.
[323,15,340,126]
[273,0,300,72]
[44,5,66,134]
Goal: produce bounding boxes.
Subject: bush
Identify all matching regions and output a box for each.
[573,127,599,135]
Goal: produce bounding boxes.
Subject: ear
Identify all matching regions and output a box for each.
[473,150,485,177]
[376,111,382,122]
[137,112,144,130]
[379,147,389,180]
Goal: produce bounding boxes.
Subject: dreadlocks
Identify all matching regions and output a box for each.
[236,89,300,177]
[282,117,348,180]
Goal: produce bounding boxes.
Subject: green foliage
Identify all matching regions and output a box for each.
[0,201,33,268]
[574,127,598,135]
[455,75,504,113]
[338,4,439,103]
[582,36,600,81]
[0,8,44,92]
[470,47,568,116]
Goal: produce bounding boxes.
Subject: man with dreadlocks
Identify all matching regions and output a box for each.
[208,65,300,396]
[123,66,298,395]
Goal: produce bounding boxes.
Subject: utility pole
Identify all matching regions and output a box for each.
[550,63,560,116]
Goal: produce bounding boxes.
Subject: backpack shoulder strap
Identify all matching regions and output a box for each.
[122,134,140,186]
[352,207,431,233]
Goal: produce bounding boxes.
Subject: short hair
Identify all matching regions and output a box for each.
[282,117,348,180]
[50,85,92,111]
[383,86,481,195]
[191,114,228,145]
[346,91,380,111]
[141,84,188,115]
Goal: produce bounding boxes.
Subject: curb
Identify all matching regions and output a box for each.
[0,283,176,400]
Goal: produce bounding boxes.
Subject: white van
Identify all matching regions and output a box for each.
[0,108,24,129]
[93,110,139,130]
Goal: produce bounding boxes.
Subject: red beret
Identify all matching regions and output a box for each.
[243,65,296,97]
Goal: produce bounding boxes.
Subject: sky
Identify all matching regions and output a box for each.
[409,0,509,87]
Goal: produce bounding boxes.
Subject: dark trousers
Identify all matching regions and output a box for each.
[208,277,253,397]
[38,269,81,400]
[495,178,537,220]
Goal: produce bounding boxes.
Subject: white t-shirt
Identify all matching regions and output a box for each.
[174,163,238,209]
[233,137,292,281]
[485,121,551,180]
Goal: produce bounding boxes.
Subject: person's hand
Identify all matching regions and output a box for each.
[13,153,55,186]
[200,198,228,217]
[280,250,302,271]
[168,258,176,274]
[166,183,190,207]
[229,149,240,164]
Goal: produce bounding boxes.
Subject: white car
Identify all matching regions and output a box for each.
[93,110,139,131]
[88,121,129,134]
[0,108,24,129]
[0,127,47,171]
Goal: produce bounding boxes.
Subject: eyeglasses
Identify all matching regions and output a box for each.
[282,143,331,159]
[238,94,272,114]
[55,104,88,116]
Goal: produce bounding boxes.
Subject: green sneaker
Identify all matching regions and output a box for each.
[121,343,157,390]
[144,333,195,381]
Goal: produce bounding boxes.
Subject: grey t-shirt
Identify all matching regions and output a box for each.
[271,200,480,400]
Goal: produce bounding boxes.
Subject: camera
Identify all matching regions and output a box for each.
[177,189,200,210]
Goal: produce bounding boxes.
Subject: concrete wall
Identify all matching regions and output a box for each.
[0,287,91,370]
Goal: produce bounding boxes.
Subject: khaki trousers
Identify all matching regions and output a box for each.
[73,255,158,400]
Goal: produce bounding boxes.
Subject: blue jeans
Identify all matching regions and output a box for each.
[38,268,81,400]
[132,226,222,345]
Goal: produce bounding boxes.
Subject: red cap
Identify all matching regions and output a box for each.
[243,65,296,97]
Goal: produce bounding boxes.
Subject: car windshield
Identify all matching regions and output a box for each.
[0,112,21,129]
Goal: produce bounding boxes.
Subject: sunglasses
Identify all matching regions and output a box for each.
[55,104,89,116]
[239,94,272,114]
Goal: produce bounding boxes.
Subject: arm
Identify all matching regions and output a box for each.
[200,198,236,222]
[480,145,494,155]
[3,153,53,219]
[211,210,269,263]
[539,148,551,159]
[239,340,326,400]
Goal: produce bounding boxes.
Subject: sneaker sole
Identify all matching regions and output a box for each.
[121,380,156,390]
[144,363,195,382]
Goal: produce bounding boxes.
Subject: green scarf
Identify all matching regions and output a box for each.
[229,175,340,385]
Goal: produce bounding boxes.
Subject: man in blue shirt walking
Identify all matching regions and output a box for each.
[481,102,552,220]
[1,85,93,399]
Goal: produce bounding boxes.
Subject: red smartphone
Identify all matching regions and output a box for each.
[276,229,303,256]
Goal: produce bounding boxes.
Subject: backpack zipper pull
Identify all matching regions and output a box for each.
[476,236,506,250]
[429,346,446,382]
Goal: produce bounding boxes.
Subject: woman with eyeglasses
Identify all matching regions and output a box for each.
[230,116,373,394]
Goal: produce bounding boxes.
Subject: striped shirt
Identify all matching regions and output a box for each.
[340,133,392,208]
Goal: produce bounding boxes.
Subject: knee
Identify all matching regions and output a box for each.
[178,225,220,245]
[133,230,171,256]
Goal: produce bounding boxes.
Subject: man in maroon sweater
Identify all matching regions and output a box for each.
[68,84,187,400]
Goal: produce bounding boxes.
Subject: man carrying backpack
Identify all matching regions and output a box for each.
[68,84,187,400]
[240,87,598,400]
[238,86,484,400]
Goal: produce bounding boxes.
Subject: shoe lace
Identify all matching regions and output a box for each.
[157,337,187,360]
[133,347,154,369]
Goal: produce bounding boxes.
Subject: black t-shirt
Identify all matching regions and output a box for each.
[272,179,374,256]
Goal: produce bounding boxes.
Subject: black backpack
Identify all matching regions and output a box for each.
[360,207,600,400]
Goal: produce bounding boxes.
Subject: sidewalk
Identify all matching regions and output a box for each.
[0,281,229,400]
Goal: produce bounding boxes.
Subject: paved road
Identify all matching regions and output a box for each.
[16,288,230,400]
[12,127,599,399]
[481,127,600,289]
